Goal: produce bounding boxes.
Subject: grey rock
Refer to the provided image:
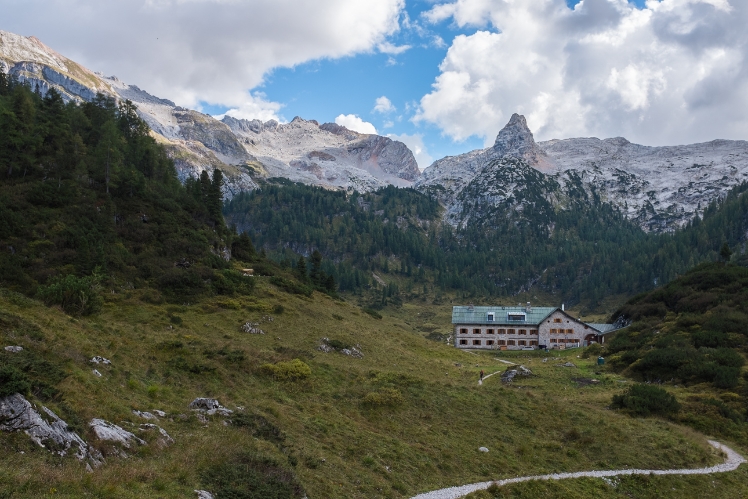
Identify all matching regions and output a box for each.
[4,346,23,353]
[152,410,166,418]
[479,447,489,453]
[0,393,90,461]
[189,398,233,416]
[139,423,174,447]
[132,410,157,420]
[500,365,533,383]
[195,491,215,499]
[90,356,111,365]
[89,419,146,448]
[92,369,102,377]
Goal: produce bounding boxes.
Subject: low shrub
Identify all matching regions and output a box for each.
[0,366,31,397]
[232,413,285,444]
[362,308,382,320]
[581,342,603,359]
[260,359,311,381]
[362,388,404,408]
[269,277,312,297]
[200,453,306,499]
[611,384,680,417]
[37,273,103,316]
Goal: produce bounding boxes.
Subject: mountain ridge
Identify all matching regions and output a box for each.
[0,30,420,196]
[417,113,748,233]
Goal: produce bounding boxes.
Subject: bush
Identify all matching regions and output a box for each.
[232,413,284,444]
[269,277,312,297]
[260,359,311,381]
[0,366,31,397]
[37,273,103,316]
[362,308,382,320]
[200,453,306,499]
[362,388,404,408]
[581,343,603,359]
[611,384,680,417]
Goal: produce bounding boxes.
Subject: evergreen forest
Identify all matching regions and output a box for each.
[225,177,748,309]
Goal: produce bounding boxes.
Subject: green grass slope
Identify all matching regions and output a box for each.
[1,279,743,498]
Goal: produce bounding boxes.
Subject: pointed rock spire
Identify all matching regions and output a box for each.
[492,113,555,172]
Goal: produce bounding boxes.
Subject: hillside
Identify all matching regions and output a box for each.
[5,272,748,498]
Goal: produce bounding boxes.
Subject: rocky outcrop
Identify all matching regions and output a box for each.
[492,113,554,172]
[89,418,146,448]
[0,393,91,461]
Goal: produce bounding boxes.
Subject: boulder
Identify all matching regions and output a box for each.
[0,393,92,461]
[90,356,111,365]
[479,447,489,453]
[195,491,215,499]
[89,419,146,448]
[4,346,23,353]
[189,398,233,416]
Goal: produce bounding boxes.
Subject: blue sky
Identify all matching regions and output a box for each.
[203,0,651,165]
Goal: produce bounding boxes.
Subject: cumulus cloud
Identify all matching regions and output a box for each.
[2,0,405,120]
[373,96,396,113]
[335,114,378,134]
[416,0,748,146]
[388,133,434,169]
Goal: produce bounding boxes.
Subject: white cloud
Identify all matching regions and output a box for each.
[417,0,748,146]
[377,41,412,55]
[373,96,396,113]
[2,0,405,120]
[335,114,378,134]
[388,133,434,170]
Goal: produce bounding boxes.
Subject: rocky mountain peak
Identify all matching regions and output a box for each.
[492,113,555,172]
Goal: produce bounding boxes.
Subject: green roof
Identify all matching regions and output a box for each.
[452,306,556,326]
[585,323,620,334]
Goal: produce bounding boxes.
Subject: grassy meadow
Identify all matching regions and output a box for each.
[1,277,745,499]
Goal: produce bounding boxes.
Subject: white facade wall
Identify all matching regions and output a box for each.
[454,324,540,350]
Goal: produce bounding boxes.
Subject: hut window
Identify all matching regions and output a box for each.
[554,318,562,323]
[530,329,538,335]
[518,340,526,346]
[487,312,495,322]
[473,328,481,335]
[459,339,467,345]
[460,328,468,334]
[508,329,516,334]
[507,340,516,346]
[487,329,495,334]
[473,340,481,345]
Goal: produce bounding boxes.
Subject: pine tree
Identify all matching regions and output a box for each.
[295,256,308,283]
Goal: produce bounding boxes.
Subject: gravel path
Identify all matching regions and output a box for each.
[410,440,745,499]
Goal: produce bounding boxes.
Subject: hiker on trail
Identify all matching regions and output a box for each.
[479,370,484,381]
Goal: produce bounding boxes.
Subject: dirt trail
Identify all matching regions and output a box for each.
[410,440,745,499]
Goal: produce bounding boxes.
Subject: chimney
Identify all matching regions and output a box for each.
[526,301,531,312]
[561,303,565,312]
